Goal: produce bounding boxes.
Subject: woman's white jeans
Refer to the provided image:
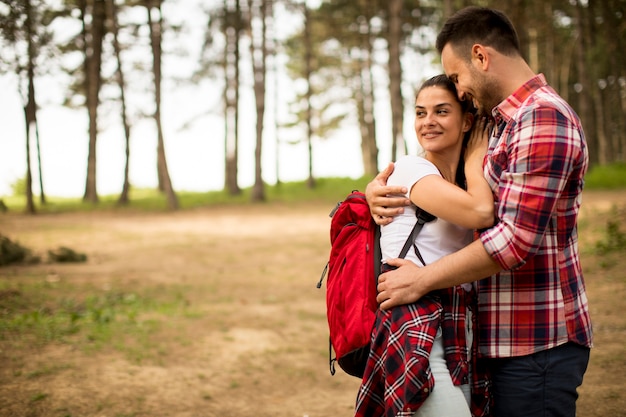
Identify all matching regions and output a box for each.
[413,324,472,417]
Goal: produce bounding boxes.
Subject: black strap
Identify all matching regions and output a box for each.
[373,222,382,279]
[397,206,435,266]
[398,220,422,259]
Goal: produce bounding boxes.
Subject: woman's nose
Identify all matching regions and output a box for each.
[424,112,436,125]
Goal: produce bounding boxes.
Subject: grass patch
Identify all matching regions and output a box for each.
[1,169,624,214]
[0,277,198,362]
[585,162,626,189]
[26,364,72,379]
[29,392,48,403]
[0,177,373,214]
[595,219,626,255]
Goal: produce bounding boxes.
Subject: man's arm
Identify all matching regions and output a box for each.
[376,239,501,310]
[365,162,411,225]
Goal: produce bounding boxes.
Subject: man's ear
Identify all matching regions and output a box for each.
[471,44,489,70]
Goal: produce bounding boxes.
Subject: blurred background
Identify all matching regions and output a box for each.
[1,2,625,415]
[1,0,625,211]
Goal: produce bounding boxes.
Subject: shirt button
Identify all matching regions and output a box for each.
[423,388,429,393]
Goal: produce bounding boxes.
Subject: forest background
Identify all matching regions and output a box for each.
[1,0,625,213]
[1,1,626,416]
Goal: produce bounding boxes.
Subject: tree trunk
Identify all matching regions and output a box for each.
[573,1,598,166]
[354,0,378,178]
[599,0,625,162]
[23,107,35,214]
[304,4,315,189]
[249,0,269,202]
[224,0,242,195]
[29,34,46,204]
[107,0,132,205]
[24,0,40,212]
[541,2,556,87]
[355,40,377,177]
[33,121,45,204]
[82,0,105,204]
[270,4,280,186]
[147,0,178,210]
[442,0,453,19]
[558,39,575,103]
[388,0,403,162]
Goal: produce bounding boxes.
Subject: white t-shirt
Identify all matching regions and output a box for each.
[380,155,473,270]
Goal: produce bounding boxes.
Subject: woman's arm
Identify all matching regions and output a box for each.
[410,118,494,229]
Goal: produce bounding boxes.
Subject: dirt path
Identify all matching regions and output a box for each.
[0,203,363,417]
[0,189,625,416]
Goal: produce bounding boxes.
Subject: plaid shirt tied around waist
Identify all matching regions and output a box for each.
[355,282,491,417]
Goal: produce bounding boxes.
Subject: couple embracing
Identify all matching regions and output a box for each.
[354,6,592,417]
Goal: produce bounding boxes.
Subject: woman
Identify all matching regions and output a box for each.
[355,75,493,417]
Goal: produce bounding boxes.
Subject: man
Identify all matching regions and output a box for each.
[366,6,593,417]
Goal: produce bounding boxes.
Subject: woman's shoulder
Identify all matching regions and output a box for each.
[389,156,441,189]
[393,155,438,173]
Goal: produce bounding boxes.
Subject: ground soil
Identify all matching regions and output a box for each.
[0,190,625,417]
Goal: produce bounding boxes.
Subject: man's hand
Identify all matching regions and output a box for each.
[376,258,428,310]
[377,241,500,310]
[365,163,410,225]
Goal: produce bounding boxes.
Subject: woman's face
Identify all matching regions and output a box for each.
[414,85,471,154]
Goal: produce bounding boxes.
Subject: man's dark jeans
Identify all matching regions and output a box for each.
[486,342,590,417]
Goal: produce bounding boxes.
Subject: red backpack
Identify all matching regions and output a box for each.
[317,190,433,378]
[317,191,380,377]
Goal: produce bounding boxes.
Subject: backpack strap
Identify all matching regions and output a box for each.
[373,221,382,279]
[397,206,436,266]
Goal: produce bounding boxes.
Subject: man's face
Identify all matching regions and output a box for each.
[441,43,499,115]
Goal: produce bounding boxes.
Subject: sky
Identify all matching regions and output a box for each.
[0,1,437,199]
[0,73,366,198]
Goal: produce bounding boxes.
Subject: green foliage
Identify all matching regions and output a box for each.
[596,219,626,255]
[47,246,87,263]
[0,235,40,266]
[585,163,626,190]
[10,176,26,197]
[0,235,91,266]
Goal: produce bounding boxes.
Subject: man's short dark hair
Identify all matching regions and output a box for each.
[436,6,521,60]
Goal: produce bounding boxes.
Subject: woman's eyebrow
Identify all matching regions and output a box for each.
[415,102,454,109]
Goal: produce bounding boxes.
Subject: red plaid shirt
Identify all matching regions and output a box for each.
[355,284,491,417]
[478,74,593,357]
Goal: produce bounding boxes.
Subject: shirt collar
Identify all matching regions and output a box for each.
[492,74,548,123]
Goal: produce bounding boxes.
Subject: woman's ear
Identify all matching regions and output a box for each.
[462,113,474,133]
